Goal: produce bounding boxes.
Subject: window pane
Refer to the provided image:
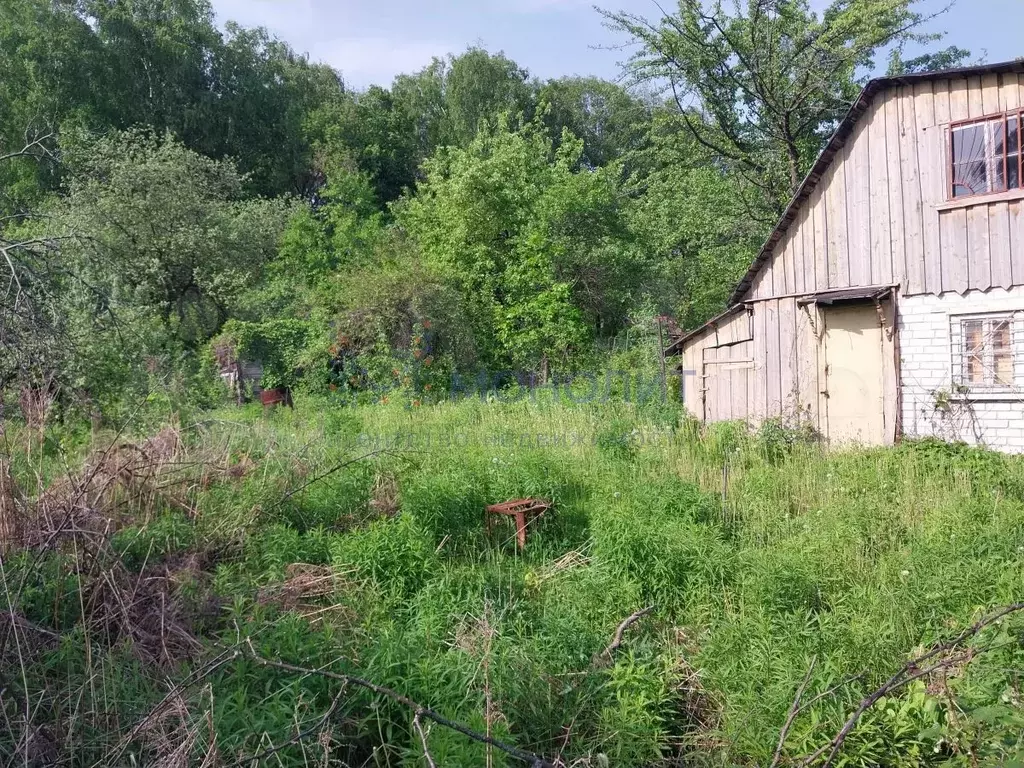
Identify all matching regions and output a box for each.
[951,120,1009,197]
[953,162,988,197]
[953,124,987,164]
[964,320,985,384]
[992,320,1013,386]
[1012,117,1022,190]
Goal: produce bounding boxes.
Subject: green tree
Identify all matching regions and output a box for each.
[603,0,967,216]
[392,48,537,157]
[55,130,292,343]
[0,0,346,200]
[401,118,635,372]
[625,113,764,327]
[306,86,419,205]
[538,77,651,168]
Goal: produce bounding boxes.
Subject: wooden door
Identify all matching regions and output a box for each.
[702,342,754,423]
[821,302,895,446]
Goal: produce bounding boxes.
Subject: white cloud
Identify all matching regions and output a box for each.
[310,37,455,87]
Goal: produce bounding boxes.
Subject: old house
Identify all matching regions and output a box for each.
[668,60,1024,452]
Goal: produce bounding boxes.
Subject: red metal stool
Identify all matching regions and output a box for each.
[485,498,551,550]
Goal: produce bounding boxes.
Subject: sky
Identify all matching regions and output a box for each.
[207,0,1022,90]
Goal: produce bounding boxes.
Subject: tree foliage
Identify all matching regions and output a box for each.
[402,119,636,372]
[602,0,964,216]
[0,0,972,405]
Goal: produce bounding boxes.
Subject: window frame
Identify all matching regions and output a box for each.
[948,110,1023,201]
[949,311,1020,394]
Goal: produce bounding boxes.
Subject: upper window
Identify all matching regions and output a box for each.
[950,112,1022,199]
[951,314,1018,391]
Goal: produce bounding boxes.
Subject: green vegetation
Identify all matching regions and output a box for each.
[2,0,1015,765]
[3,398,1024,765]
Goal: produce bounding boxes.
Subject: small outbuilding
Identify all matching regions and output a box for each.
[669,60,1024,452]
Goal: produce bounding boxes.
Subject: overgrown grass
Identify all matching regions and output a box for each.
[2,396,1024,766]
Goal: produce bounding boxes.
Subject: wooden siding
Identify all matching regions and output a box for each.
[747,72,1024,301]
[680,310,753,420]
[682,298,898,444]
[682,300,825,433]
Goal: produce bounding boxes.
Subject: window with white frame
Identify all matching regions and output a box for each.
[951,313,1020,390]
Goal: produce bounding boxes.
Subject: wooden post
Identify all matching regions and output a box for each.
[657,316,668,400]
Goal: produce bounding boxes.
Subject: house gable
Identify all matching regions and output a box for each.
[732,61,1024,306]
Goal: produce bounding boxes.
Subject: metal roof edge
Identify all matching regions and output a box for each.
[666,303,748,356]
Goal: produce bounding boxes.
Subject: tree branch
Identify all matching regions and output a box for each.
[600,605,655,660]
[239,640,556,767]
[798,602,1024,767]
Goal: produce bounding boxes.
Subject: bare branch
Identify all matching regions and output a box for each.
[799,602,1024,768]
[600,605,655,661]
[0,132,56,165]
[235,684,347,766]
[414,711,438,768]
[239,640,556,767]
[770,655,817,768]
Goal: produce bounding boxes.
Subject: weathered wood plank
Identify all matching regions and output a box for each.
[795,304,819,431]
[746,337,755,425]
[703,346,718,422]
[778,298,798,419]
[883,90,907,289]
[966,75,985,119]
[949,77,970,125]
[933,79,952,194]
[1010,201,1024,286]
[825,145,850,287]
[941,208,970,294]
[816,305,829,439]
[880,298,898,446]
[981,73,1002,115]
[811,185,829,290]
[900,86,927,293]
[925,81,949,294]
[752,302,768,422]
[989,203,1013,290]
[1001,73,1022,111]
[866,99,892,285]
[798,200,813,293]
[967,204,992,290]
[777,232,792,296]
[730,341,751,421]
[763,249,777,299]
[765,300,782,417]
[682,334,711,419]
[845,115,872,287]
[750,264,769,300]
[792,208,807,295]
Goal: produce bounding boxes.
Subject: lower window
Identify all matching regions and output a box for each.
[951,314,1018,390]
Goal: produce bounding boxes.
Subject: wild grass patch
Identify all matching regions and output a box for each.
[3,401,1024,766]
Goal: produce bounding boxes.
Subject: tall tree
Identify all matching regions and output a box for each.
[55,130,292,342]
[603,0,966,216]
[538,77,651,168]
[306,86,419,205]
[392,48,536,157]
[401,118,635,372]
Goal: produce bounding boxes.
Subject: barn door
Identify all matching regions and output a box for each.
[820,300,896,446]
[702,342,754,423]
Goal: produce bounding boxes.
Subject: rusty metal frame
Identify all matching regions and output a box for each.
[948,109,1024,201]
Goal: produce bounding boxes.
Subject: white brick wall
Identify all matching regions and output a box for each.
[899,288,1024,453]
